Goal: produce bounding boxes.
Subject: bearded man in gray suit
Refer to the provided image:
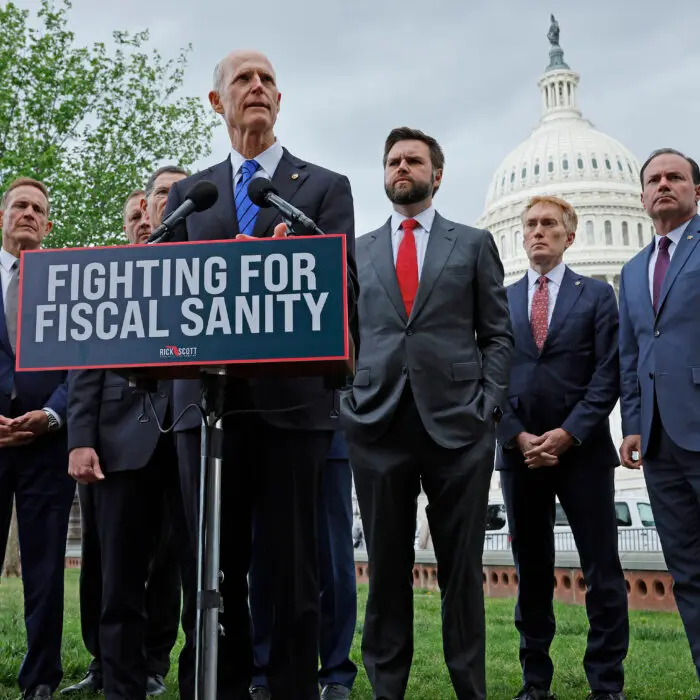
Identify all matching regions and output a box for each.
[341,127,513,700]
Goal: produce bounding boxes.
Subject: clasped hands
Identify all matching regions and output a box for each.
[516,428,574,468]
[235,222,287,240]
[0,411,50,447]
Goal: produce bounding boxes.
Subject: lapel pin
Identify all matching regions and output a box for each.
[574,280,581,286]
[688,235,694,240]
[291,173,299,180]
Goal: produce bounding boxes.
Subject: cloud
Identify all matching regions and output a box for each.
[16,0,700,234]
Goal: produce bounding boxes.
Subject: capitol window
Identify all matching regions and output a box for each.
[577,157,584,169]
[592,157,599,170]
[637,223,644,247]
[515,230,523,251]
[622,221,629,245]
[548,160,554,173]
[521,167,527,179]
[534,163,540,176]
[617,158,624,171]
[604,220,612,245]
[500,234,509,257]
[586,221,594,245]
[510,171,515,183]
[605,158,612,170]
[562,157,569,170]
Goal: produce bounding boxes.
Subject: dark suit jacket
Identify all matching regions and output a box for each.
[620,214,700,454]
[0,291,67,466]
[67,370,171,473]
[164,148,357,432]
[340,213,513,449]
[496,266,619,470]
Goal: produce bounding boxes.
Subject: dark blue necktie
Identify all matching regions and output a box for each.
[235,159,260,236]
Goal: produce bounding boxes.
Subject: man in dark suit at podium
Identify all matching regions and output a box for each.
[497,196,628,700]
[163,49,357,700]
[62,181,186,698]
[0,177,74,700]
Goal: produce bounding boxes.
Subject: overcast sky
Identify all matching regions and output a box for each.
[16,0,700,234]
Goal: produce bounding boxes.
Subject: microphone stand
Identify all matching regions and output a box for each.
[195,367,227,700]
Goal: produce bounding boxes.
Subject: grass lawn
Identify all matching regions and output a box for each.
[0,571,697,699]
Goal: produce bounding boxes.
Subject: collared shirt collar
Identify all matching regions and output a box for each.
[654,219,691,250]
[527,260,566,288]
[230,139,284,181]
[0,248,18,275]
[390,205,436,234]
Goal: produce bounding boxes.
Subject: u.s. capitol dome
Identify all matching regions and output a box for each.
[477,20,653,295]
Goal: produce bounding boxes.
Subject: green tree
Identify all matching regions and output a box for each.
[0,0,219,248]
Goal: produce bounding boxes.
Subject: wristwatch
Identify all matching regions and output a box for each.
[42,409,60,432]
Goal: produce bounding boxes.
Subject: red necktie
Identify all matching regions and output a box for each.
[530,275,549,351]
[396,218,419,316]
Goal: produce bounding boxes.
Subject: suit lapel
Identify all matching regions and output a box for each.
[253,149,309,237]
[544,266,584,348]
[0,281,11,358]
[369,221,407,323]
[658,214,700,315]
[409,213,457,322]
[208,159,239,238]
[511,276,538,357]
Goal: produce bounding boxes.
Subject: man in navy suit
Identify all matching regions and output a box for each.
[497,195,629,700]
[619,149,700,698]
[163,49,357,700]
[0,177,73,699]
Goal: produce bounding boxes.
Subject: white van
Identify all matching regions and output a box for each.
[484,495,660,552]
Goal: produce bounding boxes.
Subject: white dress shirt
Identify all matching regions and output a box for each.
[647,220,690,301]
[0,247,18,301]
[527,261,566,324]
[1,247,61,426]
[230,140,284,191]
[390,206,436,280]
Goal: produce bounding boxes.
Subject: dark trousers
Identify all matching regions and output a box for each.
[349,387,495,700]
[176,416,333,700]
[250,430,358,691]
[78,482,181,679]
[645,413,700,681]
[93,435,186,700]
[0,448,75,693]
[500,464,629,693]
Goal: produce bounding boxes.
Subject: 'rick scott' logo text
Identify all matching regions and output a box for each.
[160,345,198,359]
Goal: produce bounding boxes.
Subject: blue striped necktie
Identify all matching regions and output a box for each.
[235,159,260,236]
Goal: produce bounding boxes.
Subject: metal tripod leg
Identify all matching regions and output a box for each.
[195,368,227,700]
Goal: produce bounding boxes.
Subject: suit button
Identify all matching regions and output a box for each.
[401,365,408,375]
[406,328,414,336]
[653,329,660,337]
[649,372,654,380]
[159,391,167,398]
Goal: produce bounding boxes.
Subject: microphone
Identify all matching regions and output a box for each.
[147,180,219,244]
[247,177,324,236]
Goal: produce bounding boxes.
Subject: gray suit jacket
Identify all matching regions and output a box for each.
[67,370,171,473]
[340,212,513,449]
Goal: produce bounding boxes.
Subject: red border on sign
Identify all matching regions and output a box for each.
[16,235,350,372]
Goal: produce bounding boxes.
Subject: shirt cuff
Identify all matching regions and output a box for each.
[42,407,63,429]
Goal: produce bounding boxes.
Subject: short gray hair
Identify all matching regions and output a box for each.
[213,59,225,93]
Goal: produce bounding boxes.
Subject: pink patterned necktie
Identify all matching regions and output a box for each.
[531,275,549,351]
